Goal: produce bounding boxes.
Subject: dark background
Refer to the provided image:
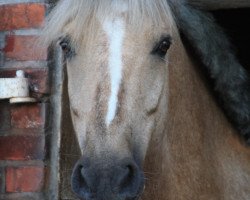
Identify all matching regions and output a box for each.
[213,8,250,72]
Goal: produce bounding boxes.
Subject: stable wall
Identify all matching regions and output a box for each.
[0,1,49,200]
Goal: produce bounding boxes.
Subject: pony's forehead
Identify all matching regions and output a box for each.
[43,0,175,45]
[109,0,128,13]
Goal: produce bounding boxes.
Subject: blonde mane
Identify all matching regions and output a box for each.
[43,0,174,47]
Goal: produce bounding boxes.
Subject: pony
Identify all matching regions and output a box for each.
[43,0,250,199]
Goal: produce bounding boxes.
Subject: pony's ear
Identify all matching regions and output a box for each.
[168,0,250,144]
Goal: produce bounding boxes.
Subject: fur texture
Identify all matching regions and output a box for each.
[169,0,250,144]
[42,0,174,47]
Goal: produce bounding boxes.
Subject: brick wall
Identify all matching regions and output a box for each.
[0,1,50,199]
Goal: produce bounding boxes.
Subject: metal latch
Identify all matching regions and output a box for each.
[0,70,36,104]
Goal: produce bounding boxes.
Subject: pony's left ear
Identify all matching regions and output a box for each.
[168,0,250,145]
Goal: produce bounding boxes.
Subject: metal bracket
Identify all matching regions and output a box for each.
[0,70,36,104]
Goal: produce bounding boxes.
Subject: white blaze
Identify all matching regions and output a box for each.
[103,18,125,126]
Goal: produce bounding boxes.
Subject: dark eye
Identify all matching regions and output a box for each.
[152,36,172,57]
[59,37,75,59]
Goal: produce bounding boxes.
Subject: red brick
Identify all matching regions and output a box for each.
[0,4,45,31]
[6,167,44,193]
[4,35,47,61]
[0,68,50,96]
[10,104,46,129]
[0,135,44,160]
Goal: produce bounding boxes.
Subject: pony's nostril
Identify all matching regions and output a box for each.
[79,165,88,188]
[117,162,144,198]
[71,163,95,199]
[119,165,135,188]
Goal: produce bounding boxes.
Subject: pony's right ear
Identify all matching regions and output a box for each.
[168,0,250,144]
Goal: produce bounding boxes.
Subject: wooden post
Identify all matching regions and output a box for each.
[188,0,250,10]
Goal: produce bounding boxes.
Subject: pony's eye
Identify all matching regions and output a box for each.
[60,41,69,52]
[59,37,75,59]
[152,36,172,57]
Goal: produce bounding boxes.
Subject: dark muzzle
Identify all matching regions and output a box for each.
[71,157,145,200]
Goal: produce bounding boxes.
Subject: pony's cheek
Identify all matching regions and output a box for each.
[144,75,165,114]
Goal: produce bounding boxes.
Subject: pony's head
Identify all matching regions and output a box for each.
[44,0,176,199]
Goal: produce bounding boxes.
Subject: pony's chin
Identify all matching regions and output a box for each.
[71,185,144,200]
[72,194,142,200]
[70,183,144,200]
